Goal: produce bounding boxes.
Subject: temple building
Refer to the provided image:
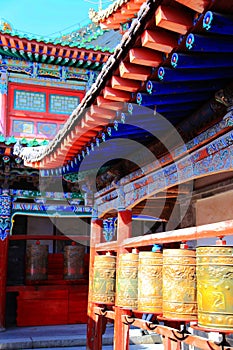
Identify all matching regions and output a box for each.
[0,19,121,329]
[2,0,233,349]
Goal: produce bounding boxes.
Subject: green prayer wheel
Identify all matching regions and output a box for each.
[92,254,116,305]
[163,249,197,320]
[116,252,138,309]
[138,251,163,313]
[196,246,233,330]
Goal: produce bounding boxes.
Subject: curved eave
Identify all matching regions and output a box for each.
[19,0,233,170]
[90,0,145,30]
[0,32,111,68]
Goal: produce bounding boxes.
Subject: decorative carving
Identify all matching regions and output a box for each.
[92,254,116,305]
[196,246,233,330]
[138,252,163,313]
[215,85,233,110]
[163,249,197,321]
[0,71,8,94]
[0,190,11,240]
[116,253,138,309]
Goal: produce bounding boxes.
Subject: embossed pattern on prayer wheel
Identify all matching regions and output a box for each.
[163,249,197,320]
[196,246,233,330]
[92,254,116,305]
[116,252,138,309]
[64,244,85,280]
[138,251,163,313]
[26,244,48,281]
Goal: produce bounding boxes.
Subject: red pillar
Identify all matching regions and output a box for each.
[0,236,9,330]
[114,209,132,350]
[87,218,102,350]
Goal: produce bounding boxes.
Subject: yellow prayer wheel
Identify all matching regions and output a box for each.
[163,249,197,320]
[116,252,138,309]
[92,254,116,305]
[138,251,163,313]
[196,246,233,330]
[26,243,48,281]
[64,244,85,280]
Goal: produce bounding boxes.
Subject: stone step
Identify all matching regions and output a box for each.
[0,324,162,350]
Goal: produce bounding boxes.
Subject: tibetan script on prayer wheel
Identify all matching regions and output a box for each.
[163,249,197,321]
[92,254,116,305]
[138,251,163,313]
[196,246,233,330]
[116,252,138,309]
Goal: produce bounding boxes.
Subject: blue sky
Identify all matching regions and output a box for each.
[0,0,110,38]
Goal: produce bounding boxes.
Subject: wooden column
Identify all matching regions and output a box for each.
[87,217,103,350]
[114,209,132,350]
[0,190,11,330]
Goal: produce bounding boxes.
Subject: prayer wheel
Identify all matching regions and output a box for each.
[116,252,138,309]
[163,249,197,320]
[196,246,233,330]
[138,251,163,313]
[92,253,116,305]
[26,243,48,281]
[64,244,85,280]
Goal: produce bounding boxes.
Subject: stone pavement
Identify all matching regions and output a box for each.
[0,324,163,349]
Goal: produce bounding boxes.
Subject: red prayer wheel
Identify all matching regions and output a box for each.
[64,244,85,280]
[26,243,48,281]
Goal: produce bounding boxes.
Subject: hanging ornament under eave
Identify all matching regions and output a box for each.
[107,127,111,136]
[114,120,118,131]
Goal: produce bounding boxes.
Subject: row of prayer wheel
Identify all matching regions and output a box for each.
[26,243,85,280]
[92,247,233,330]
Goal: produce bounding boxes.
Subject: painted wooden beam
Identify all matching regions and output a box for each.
[100,21,120,30]
[127,2,141,10]
[157,66,233,82]
[119,61,151,81]
[103,87,132,102]
[186,33,233,53]
[113,13,133,21]
[202,11,233,35]
[90,105,116,119]
[111,75,141,92]
[96,96,125,111]
[174,0,210,13]
[171,52,233,69]
[146,79,225,96]
[155,5,193,34]
[129,47,163,67]
[136,91,212,106]
[141,29,178,53]
[121,5,137,16]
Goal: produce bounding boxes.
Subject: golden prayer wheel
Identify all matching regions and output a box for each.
[116,252,138,309]
[26,243,48,281]
[64,244,85,280]
[163,249,197,320]
[92,254,116,305]
[196,246,233,330]
[138,251,163,313]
